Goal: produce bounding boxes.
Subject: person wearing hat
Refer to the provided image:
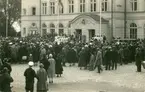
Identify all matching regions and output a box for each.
[24,61,37,92]
[0,67,13,92]
[36,63,48,92]
[47,54,55,83]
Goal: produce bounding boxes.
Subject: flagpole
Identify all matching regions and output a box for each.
[99,0,102,37]
[40,0,42,36]
[6,0,9,37]
[57,0,60,36]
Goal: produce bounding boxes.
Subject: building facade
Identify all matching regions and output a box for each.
[21,0,145,42]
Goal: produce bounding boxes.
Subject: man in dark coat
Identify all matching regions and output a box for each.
[78,48,87,69]
[40,55,50,72]
[66,48,77,66]
[112,47,118,70]
[55,53,63,77]
[135,47,142,72]
[32,44,40,65]
[105,47,112,70]
[1,67,13,92]
[3,58,12,75]
[24,62,37,92]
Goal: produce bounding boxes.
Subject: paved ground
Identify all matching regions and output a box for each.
[11,63,145,92]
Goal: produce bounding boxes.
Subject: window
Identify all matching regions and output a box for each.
[32,7,36,15]
[58,2,64,14]
[42,23,47,36]
[90,0,97,12]
[42,2,47,15]
[50,2,55,14]
[68,0,74,13]
[23,28,26,35]
[130,23,137,39]
[50,23,55,34]
[23,9,26,15]
[59,23,64,36]
[130,0,137,11]
[102,0,108,11]
[80,0,85,13]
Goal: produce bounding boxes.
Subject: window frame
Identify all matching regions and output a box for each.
[50,2,55,14]
[68,0,74,13]
[42,2,47,15]
[130,23,137,39]
[32,7,36,15]
[80,0,85,13]
[102,0,108,12]
[23,8,26,15]
[90,0,97,12]
[130,0,137,11]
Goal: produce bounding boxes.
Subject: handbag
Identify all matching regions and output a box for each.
[142,61,145,69]
[45,81,49,91]
[22,56,27,60]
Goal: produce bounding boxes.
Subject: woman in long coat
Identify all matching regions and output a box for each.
[89,52,96,71]
[78,48,87,69]
[47,54,55,83]
[55,53,63,77]
[36,63,48,92]
[95,49,103,73]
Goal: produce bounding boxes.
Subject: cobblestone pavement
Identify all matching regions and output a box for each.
[11,63,145,92]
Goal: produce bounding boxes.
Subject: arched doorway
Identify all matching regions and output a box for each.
[130,23,137,39]
[50,23,55,34]
[59,23,64,36]
[29,23,38,35]
[42,23,47,36]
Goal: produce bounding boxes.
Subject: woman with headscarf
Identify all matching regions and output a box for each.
[47,54,55,83]
[36,63,48,92]
[24,61,37,92]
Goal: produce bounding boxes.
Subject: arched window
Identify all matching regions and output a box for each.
[59,23,64,36]
[68,0,74,13]
[102,0,108,11]
[50,23,55,34]
[42,23,47,36]
[130,0,137,11]
[23,9,26,15]
[130,23,137,39]
[90,0,96,12]
[30,23,37,35]
[23,28,26,36]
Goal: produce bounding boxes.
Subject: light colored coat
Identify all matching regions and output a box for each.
[48,58,55,78]
[95,51,102,66]
[36,68,48,92]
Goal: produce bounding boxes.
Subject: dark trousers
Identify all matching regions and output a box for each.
[97,65,101,73]
[26,89,33,92]
[137,64,141,72]
[112,60,117,70]
[105,61,111,70]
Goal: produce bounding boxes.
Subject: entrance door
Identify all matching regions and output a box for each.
[76,29,82,41]
[88,29,95,40]
[42,29,47,36]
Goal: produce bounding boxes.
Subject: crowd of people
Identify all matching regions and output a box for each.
[0,36,145,92]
